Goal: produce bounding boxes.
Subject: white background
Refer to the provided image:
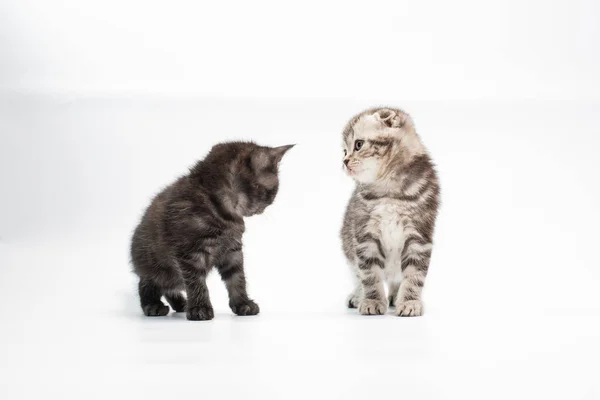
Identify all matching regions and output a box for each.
[1,1,600,399]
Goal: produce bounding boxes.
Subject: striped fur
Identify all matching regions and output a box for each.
[341,108,440,317]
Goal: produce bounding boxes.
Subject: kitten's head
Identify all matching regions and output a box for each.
[342,108,423,184]
[235,143,295,216]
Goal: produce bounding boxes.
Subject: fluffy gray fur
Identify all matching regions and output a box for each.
[131,141,293,321]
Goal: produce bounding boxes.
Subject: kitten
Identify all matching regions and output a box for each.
[340,108,440,317]
[131,141,294,321]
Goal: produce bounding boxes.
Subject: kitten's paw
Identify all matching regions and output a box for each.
[187,305,214,321]
[231,299,260,316]
[358,299,387,315]
[347,292,360,309]
[395,300,423,317]
[143,303,170,317]
[165,293,186,312]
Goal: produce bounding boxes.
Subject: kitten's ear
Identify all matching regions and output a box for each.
[375,109,405,128]
[269,144,295,164]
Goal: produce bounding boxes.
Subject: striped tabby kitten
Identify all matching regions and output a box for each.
[131,142,293,320]
[341,108,440,317]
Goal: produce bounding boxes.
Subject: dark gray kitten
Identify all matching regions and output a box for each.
[131,141,294,321]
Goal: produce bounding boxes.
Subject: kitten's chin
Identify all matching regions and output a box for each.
[349,170,378,184]
[345,167,362,180]
[346,164,379,184]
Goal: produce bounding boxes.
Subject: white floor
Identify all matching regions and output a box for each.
[1,97,600,399]
[2,240,599,400]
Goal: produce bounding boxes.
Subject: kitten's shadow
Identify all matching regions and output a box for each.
[169,311,259,322]
[125,305,260,322]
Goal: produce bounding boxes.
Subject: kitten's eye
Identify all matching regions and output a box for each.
[354,140,364,151]
[344,149,347,156]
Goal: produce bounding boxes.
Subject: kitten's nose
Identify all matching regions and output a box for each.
[343,159,350,166]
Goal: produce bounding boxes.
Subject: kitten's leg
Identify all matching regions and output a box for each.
[180,256,214,321]
[357,267,387,315]
[216,248,259,316]
[164,291,186,312]
[356,240,387,315]
[138,278,169,316]
[395,238,432,317]
[354,231,387,315]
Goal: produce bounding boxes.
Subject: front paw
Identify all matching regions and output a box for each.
[187,305,214,321]
[395,300,423,317]
[358,299,387,315]
[231,299,260,316]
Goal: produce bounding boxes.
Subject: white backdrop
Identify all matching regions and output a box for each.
[2,0,600,99]
[1,1,600,399]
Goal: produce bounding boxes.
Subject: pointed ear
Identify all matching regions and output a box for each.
[269,144,295,164]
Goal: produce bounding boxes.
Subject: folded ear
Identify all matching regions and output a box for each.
[375,109,406,128]
[269,144,295,164]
